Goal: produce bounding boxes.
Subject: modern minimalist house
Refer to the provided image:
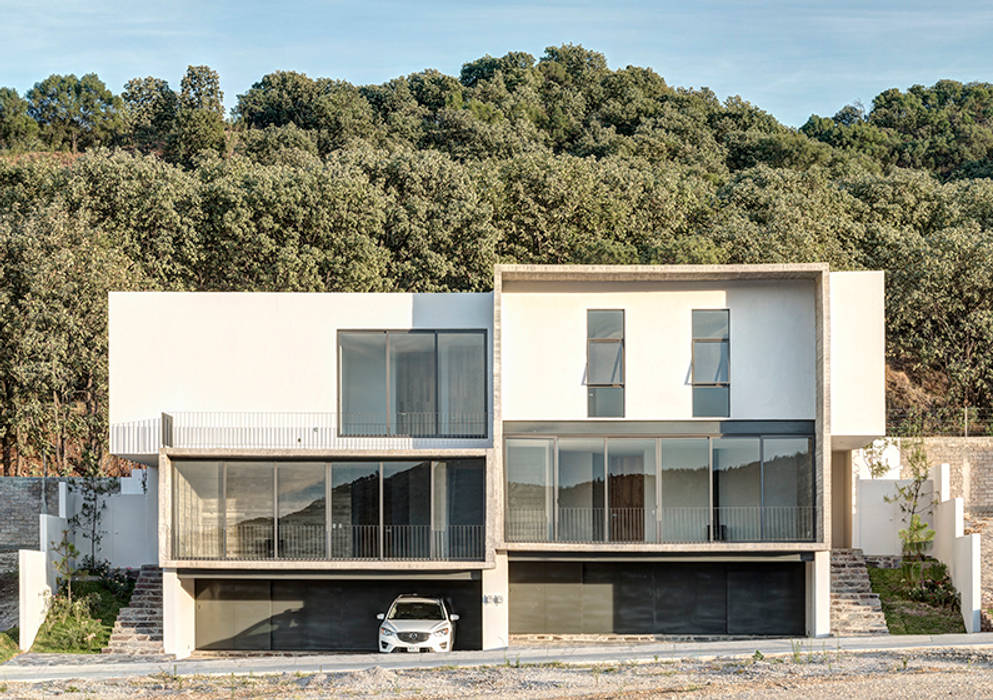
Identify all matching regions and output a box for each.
[108,263,884,657]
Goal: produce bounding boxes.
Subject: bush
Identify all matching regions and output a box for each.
[906,562,959,607]
[38,593,104,651]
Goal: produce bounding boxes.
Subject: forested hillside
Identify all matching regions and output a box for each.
[1,45,992,475]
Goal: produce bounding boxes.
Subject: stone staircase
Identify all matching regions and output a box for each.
[102,565,164,655]
[830,548,889,636]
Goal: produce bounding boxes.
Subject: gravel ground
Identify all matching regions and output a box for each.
[1,647,992,698]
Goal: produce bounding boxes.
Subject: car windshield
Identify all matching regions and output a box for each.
[388,601,445,620]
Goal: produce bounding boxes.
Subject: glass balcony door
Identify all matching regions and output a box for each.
[173,459,484,561]
[505,435,816,544]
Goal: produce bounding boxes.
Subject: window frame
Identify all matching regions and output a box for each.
[336,328,488,438]
[586,309,625,418]
[691,309,730,418]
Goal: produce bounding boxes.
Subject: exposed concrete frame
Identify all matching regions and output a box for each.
[491,263,832,555]
[158,447,497,571]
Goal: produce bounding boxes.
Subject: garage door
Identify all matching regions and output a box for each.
[195,578,482,651]
[510,562,804,636]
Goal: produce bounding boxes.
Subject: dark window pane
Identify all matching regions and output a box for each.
[340,332,387,435]
[607,438,656,542]
[173,461,223,559]
[433,459,485,559]
[692,386,729,417]
[506,439,553,541]
[389,333,436,436]
[588,386,624,417]
[693,340,729,383]
[692,309,729,340]
[383,461,432,557]
[437,332,486,436]
[713,438,761,541]
[557,438,605,542]
[588,340,623,384]
[660,438,710,543]
[277,463,326,559]
[225,462,274,559]
[330,462,379,558]
[588,310,624,339]
[763,438,814,540]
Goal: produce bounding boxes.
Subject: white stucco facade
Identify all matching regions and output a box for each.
[108,291,493,425]
[500,279,817,421]
[829,271,886,448]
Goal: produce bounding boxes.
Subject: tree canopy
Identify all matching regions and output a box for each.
[1,45,993,474]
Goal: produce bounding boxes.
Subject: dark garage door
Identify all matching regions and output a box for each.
[510,562,804,636]
[195,578,482,651]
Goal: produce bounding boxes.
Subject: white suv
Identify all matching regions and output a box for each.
[377,594,459,653]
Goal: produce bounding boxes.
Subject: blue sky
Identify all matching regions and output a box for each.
[1,0,991,126]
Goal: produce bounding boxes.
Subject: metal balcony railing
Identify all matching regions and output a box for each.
[505,505,819,544]
[110,411,491,454]
[172,522,486,561]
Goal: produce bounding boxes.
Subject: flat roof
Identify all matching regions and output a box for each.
[495,263,830,284]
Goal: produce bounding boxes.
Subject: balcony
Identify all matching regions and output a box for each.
[111,411,491,458]
[505,506,819,544]
[173,523,486,562]
[170,457,487,563]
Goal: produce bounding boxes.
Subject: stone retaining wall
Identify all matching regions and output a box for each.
[898,437,993,514]
[0,478,62,550]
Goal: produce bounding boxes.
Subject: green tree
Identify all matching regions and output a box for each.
[26,73,122,152]
[121,76,178,152]
[0,87,39,151]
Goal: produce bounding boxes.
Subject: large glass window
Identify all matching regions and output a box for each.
[504,433,816,544]
[692,310,730,417]
[338,330,487,437]
[433,459,486,559]
[438,332,487,436]
[339,332,388,435]
[383,461,432,558]
[173,461,222,558]
[330,462,380,559]
[712,438,761,541]
[762,438,815,540]
[505,438,554,541]
[557,438,606,542]
[587,310,624,417]
[225,462,275,559]
[608,439,657,542]
[389,334,437,436]
[174,458,484,561]
[660,438,710,543]
[277,463,326,559]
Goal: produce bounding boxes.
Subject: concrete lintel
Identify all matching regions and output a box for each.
[496,263,830,284]
[161,447,493,459]
[502,541,828,554]
[161,558,495,571]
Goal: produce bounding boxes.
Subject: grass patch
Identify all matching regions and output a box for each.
[0,627,19,663]
[868,566,965,635]
[31,578,134,654]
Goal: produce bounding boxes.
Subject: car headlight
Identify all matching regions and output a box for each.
[380,627,395,637]
[435,627,450,636]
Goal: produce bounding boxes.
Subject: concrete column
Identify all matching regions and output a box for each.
[481,551,509,649]
[162,568,195,658]
[806,550,831,637]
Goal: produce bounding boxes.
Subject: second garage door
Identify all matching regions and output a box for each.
[510,561,804,636]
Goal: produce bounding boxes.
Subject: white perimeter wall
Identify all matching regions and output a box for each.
[830,271,885,446]
[109,292,493,423]
[500,279,816,420]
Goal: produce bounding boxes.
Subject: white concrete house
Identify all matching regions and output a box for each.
[107,263,885,656]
